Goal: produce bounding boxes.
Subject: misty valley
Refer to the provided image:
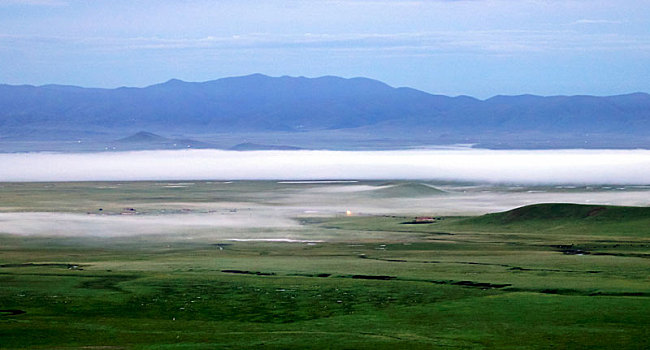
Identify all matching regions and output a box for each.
[4,0,650,348]
[1,180,649,349]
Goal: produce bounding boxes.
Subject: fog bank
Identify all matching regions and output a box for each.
[0,212,298,237]
[2,149,650,184]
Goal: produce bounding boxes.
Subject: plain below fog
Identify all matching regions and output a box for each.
[1,184,649,238]
[2,149,650,184]
[2,179,650,238]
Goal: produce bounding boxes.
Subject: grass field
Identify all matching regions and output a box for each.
[1,181,649,349]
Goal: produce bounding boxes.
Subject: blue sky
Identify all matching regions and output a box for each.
[1,0,649,98]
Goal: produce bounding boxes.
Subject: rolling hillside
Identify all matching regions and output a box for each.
[457,203,650,236]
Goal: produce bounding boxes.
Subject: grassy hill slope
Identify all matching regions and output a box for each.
[456,203,650,236]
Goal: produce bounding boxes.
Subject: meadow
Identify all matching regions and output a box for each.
[1,181,649,349]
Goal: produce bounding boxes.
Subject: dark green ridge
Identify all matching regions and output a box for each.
[465,203,650,225]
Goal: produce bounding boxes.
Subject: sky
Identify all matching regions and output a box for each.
[1,0,649,98]
[2,149,650,183]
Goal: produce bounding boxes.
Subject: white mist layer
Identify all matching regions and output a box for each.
[0,212,298,237]
[1,149,650,184]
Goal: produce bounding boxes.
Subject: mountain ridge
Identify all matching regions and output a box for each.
[4,74,647,101]
[1,74,649,151]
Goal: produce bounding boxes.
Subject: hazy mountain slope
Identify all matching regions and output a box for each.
[108,131,214,150]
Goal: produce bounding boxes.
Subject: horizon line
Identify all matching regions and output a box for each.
[1,73,648,100]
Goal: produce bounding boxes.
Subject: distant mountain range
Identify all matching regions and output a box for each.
[1,74,649,151]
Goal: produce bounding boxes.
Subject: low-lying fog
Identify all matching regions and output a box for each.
[0,211,299,238]
[2,149,650,183]
[1,180,649,239]
[1,149,649,239]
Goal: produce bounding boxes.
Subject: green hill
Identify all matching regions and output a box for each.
[455,203,650,237]
[369,183,446,198]
[472,203,650,224]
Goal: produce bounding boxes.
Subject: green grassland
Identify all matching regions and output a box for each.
[1,183,649,349]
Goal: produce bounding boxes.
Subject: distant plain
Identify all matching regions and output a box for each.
[1,181,649,349]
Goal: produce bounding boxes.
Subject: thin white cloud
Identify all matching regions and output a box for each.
[1,149,650,184]
[322,0,424,5]
[2,29,648,55]
[0,0,68,6]
[571,19,624,25]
